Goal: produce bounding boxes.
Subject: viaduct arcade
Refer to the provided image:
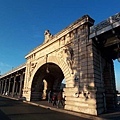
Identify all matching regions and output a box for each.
[0,64,25,98]
[0,12,120,115]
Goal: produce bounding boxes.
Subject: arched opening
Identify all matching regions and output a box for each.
[30,62,65,101]
[91,27,120,113]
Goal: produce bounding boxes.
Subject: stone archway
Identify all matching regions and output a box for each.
[23,53,73,102]
[30,62,64,101]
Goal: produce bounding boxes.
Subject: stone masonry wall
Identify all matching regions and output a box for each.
[23,15,97,115]
[92,42,117,114]
[64,22,98,115]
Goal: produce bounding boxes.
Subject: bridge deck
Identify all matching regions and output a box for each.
[90,12,120,38]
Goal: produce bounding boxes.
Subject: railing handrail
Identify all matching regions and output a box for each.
[90,12,120,34]
[0,63,26,78]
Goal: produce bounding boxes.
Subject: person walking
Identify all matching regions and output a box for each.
[52,92,57,106]
[57,91,64,108]
[48,90,52,103]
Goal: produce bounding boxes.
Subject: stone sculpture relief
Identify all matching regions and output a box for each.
[29,62,37,77]
[44,30,53,43]
[65,46,74,73]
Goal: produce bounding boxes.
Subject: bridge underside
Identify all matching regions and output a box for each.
[92,24,120,61]
[90,20,120,113]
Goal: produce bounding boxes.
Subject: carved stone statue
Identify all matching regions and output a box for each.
[44,30,52,43]
[65,46,74,73]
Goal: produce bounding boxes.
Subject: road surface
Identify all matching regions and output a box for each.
[0,96,91,120]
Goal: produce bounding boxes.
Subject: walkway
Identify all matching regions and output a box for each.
[25,100,120,120]
[1,95,120,120]
[0,96,90,120]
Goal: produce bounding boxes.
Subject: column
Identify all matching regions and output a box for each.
[15,81,19,96]
[11,76,16,97]
[5,79,9,95]
[7,77,11,96]
[19,74,23,98]
[0,81,2,94]
[3,80,7,95]
[1,80,4,94]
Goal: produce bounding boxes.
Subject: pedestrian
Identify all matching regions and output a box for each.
[48,90,52,103]
[62,92,66,101]
[57,91,64,108]
[52,92,57,106]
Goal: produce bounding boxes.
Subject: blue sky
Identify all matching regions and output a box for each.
[0,0,120,91]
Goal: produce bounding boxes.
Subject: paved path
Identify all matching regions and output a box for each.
[1,95,120,120]
[0,96,90,120]
[25,100,120,120]
[0,109,11,120]
[98,106,120,120]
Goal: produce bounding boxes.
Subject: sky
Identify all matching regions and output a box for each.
[0,0,120,91]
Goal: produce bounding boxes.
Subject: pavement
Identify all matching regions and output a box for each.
[1,95,120,120]
[0,109,11,120]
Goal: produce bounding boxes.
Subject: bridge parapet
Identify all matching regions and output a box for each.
[26,15,94,58]
[90,12,120,38]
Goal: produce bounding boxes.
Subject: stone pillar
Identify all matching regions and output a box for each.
[8,78,11,95]
[0,81,2,94]
[1,80,4,94]
[19,74,24,98]
[5,79,9,94]
[103,60,117,109]
[15,81,18,96]
[3,80,7,95]
[64,16,96,115]
[0,81,1,93]
[11,76,16,97]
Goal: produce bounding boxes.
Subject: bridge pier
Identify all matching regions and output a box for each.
[18,74,24,98]
[11,76,16,97]
[0,80,4,94]
[7,78,11,95]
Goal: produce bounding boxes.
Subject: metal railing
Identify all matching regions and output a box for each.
[90,12,120,34]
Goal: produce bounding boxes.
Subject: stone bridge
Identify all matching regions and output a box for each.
[0,12,120,115]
